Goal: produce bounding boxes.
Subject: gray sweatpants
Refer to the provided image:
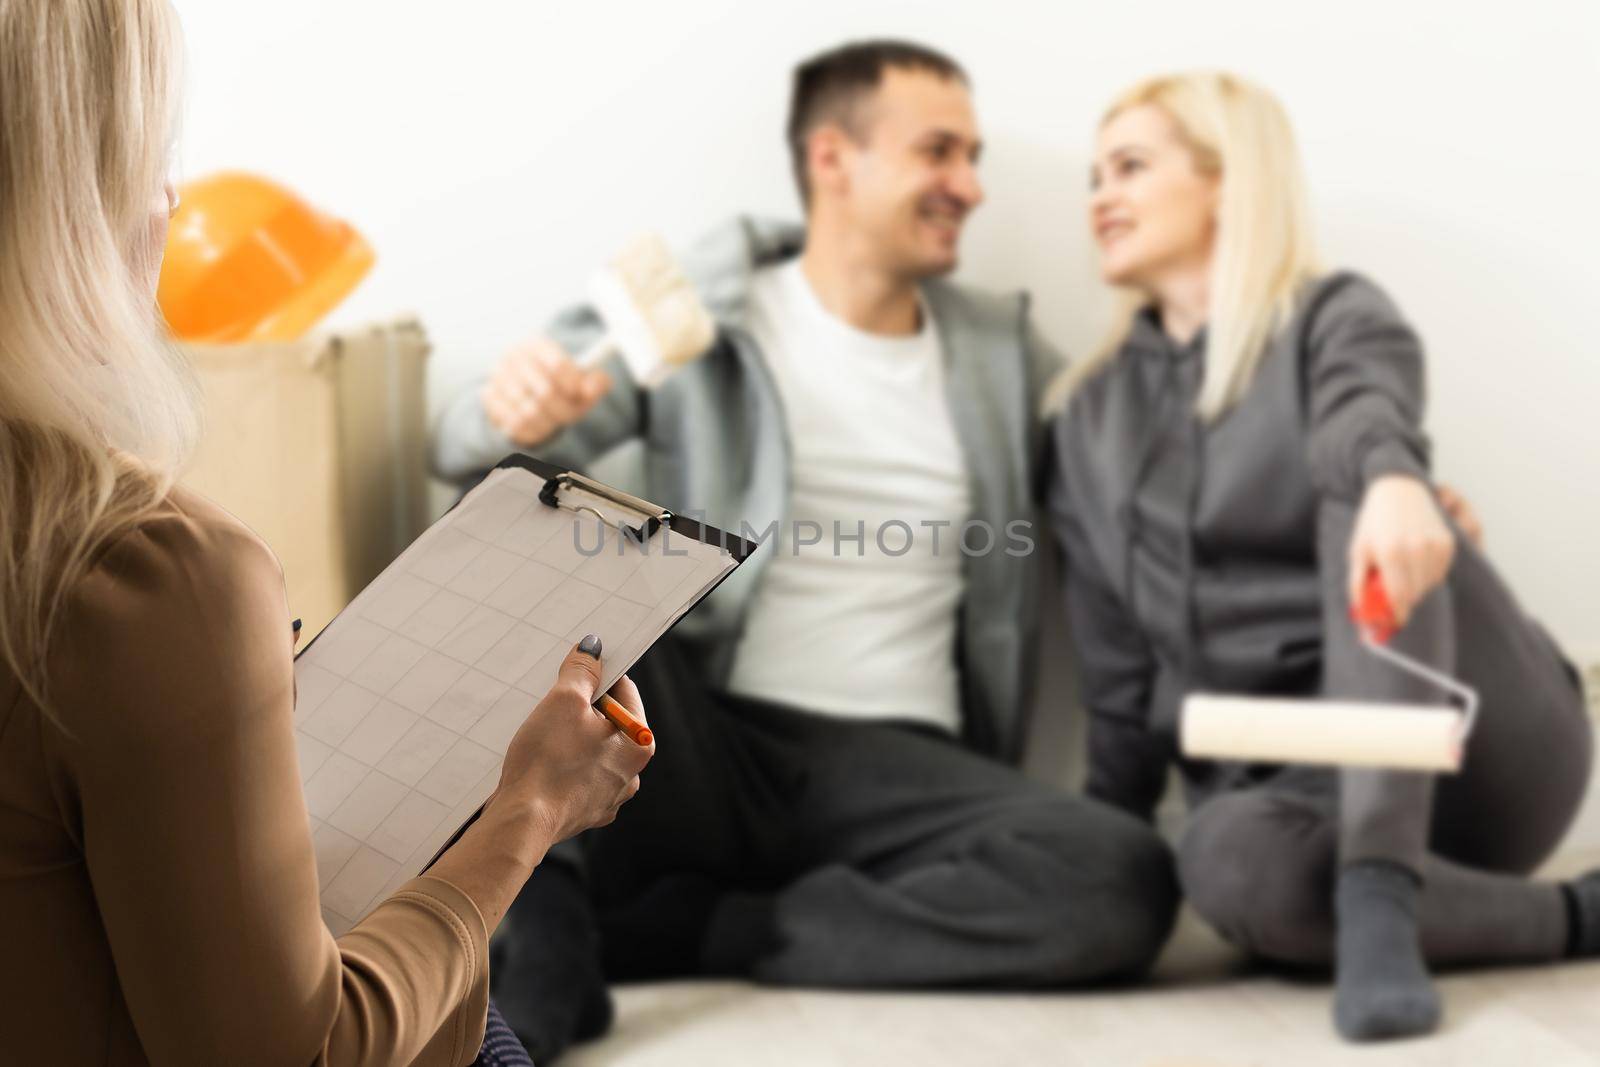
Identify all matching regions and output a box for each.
[1176,500,1593,965]
[500,635,1181,996]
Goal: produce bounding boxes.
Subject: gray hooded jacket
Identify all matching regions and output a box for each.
[432,217,1064,760]
[1048,272,1433,819]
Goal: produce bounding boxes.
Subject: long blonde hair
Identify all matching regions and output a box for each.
[0,0,199,716]
[1058,71,1321,420]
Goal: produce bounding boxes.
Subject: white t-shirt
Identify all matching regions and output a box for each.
[725,259,971,732]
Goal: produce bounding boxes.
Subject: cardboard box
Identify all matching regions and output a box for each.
[182,317,431,638]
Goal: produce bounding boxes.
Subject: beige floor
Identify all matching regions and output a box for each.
[566,913,1600,1067]
[562,677,1600,1067]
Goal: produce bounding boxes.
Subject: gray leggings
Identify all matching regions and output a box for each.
[1176,500,1592,966]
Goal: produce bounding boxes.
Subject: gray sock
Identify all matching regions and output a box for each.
[1333,861,1441,1042]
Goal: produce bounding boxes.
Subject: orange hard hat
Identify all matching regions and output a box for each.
[157,171,375,343]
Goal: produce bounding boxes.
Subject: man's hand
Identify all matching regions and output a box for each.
[482,336,612,447]
[1435,482,1484,551]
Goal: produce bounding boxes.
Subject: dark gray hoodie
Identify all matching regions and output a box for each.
[1048,273,1432,820]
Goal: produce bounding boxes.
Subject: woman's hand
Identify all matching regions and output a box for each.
[427,637,651,931]
[1347,475,1456,628]
[490,636,654,845]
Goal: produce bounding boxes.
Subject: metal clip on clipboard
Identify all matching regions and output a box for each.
[538,471,673,545]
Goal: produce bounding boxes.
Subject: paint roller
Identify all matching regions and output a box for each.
[575,233,716,389]
[1181,571,1480,772]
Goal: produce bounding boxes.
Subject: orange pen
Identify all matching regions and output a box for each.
[596,692,653,747]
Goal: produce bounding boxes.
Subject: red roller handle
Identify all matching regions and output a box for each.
[1350,569,1399,644]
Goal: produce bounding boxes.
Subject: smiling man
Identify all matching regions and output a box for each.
[432,40,1179,1062]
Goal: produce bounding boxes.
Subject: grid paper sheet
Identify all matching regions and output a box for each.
[295,466,736,934]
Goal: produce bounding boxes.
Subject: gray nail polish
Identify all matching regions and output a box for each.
[578,633,602,658]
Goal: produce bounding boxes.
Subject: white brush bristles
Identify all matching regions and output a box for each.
[585,233,716,388]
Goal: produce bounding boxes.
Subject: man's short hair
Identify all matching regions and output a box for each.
[786,39,968,207]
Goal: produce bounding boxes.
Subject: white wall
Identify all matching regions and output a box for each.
[174,0,1600,658]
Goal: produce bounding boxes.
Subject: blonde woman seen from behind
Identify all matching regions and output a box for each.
[0,4,652,1064]
[1048,72,1595,1043]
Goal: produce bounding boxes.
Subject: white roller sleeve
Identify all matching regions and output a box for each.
[1181,693,1465,772]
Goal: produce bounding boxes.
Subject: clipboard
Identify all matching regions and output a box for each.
[292,454,755,935]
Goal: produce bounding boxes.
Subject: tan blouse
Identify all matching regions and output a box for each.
[0,487,489,1065]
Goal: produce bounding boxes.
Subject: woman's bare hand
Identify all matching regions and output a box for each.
[491,637,654,845]
[1347,475,1456,628]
